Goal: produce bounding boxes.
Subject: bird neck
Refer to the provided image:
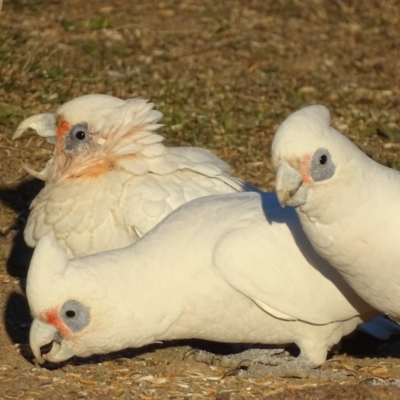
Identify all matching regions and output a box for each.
[297,157,400,317]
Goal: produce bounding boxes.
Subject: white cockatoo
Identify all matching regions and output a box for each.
[27,192,377,378]
[271,105,400,322]
[13,94,253,258]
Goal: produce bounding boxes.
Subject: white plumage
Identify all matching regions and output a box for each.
[14,94,252,258]
[272,105,400,322]
[27,192,377,376]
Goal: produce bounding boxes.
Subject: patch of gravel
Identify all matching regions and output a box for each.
[1,1,400,398]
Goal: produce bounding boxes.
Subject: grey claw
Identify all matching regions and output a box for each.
[343,369,358,380]
[183,348,198,361]
[183,348,218,364]
[236,358,256,369]
[222,367,246,379]
[359,376,400,386]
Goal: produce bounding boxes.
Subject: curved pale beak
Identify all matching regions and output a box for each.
[30,319,75,363]
[12,113,56,140]
[275,160,305,207]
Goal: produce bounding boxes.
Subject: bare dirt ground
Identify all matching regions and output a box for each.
[1,0,400,398]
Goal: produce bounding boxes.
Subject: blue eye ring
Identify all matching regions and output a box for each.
[70,123,89,142]
[310,148,336,182]
[65,123,90,151]
[60,299,91,332]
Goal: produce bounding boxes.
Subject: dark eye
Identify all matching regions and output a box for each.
[65,310,76,318]
[74,130,86,141]
[319,154,327,165]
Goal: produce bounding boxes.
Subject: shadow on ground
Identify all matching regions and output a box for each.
[0,178,43,279]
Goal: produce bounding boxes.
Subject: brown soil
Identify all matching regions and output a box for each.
[1,1,400,398]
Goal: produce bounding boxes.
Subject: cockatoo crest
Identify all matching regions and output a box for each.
[271,105,371,207]
[271,105,361,169]
[27,236,68,317]
[28,235,110,340]
[13,94,164,181]
[273,105,374,171]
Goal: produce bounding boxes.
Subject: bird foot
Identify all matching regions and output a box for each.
[360,377,400,387]
[225,354,358,380]
[184,347,291,369]
[185,348,358,380]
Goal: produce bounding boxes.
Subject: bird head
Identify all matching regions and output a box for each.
[271,105,366,208]
[27,235,127,363]
[13,94,164,181]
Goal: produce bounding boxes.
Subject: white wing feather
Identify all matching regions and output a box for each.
[215,194,371,324]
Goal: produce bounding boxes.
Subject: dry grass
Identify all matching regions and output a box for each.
[1,1,400,398]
